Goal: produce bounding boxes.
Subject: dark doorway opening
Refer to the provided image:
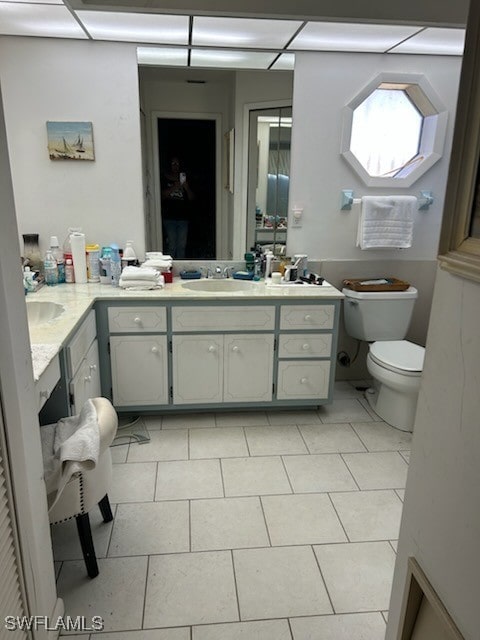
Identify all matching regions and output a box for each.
[158,118,216,259]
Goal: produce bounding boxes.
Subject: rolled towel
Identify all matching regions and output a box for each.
[120,266,159,281]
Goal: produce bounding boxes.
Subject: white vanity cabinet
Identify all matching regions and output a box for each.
[171,305,275,405]
[66,309,101,414]
[108,306,168,406]
[276,304,334,401]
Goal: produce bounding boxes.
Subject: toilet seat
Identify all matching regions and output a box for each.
[369,340,424,376]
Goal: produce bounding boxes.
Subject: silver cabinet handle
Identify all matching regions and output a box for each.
[302,343,310,351]
[304,314,312,321]
[300,377,308,384]
[89,364,97,371]
[84,375,92,382]
[232,345,239,352]
[151,346,159,354]
[134,316,142,324]
[208,345,216,352]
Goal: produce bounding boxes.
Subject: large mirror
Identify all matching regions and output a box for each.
[246,107,292,255]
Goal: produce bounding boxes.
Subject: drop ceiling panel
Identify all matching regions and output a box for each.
[190,48,276,69]
[137,46,188,66]
[271,53,295,70]
[390,27,465,55]
[0,3,87,38]
[289,21,422,52]
[76,10,189,43]
[192,16,302,49]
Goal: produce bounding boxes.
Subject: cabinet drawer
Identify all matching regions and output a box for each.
[276,360,330,400]
[69,339,101,414]
[278,333,332,358]
[35,355,60,411]
[172,306,275,332]
[108,306,167,333]
[67,309,96,377]
[280,305,334,330]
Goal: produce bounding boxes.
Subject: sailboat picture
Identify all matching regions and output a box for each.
[46,121,94,161]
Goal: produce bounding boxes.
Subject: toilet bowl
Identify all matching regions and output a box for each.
[365,340,424,431]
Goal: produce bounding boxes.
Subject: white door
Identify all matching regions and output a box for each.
[110,335,168,406]
[70,338,101,413]
[172,334,223,404]
[224,334,274,402]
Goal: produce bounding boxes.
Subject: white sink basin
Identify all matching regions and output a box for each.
[26,300,65,326]
[181,279,258,292]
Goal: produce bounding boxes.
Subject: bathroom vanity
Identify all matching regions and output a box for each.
[28,279,344,417]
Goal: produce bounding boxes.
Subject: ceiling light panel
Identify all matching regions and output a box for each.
[137,46,188,66]
[0,3,87,38]
[271,53,295,70]
[190,48,276,70]
[389,28,465,55]
[192,16,302,49]
[290,22,422,53]
[76,11,189,44]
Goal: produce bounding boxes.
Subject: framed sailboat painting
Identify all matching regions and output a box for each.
[46,121,95,161]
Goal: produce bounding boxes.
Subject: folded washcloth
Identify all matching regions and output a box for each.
[119,277,164,290]
[357,195,416,249]
[120,266,160,281]
[142,258,173,271]
[41,398,100,510]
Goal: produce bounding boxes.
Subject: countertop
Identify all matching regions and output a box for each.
[28,278,344,380]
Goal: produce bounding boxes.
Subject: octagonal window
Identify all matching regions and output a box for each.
[341,73,448,187]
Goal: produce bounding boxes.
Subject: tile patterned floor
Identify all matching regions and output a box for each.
[53,381,411,639]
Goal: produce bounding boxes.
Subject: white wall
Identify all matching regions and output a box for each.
[288,51,462,261]
[0,37,145,257]
[387,267,480,639]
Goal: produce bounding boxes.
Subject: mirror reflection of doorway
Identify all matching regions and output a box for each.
[246,107,292,255]
[158,118,216,259]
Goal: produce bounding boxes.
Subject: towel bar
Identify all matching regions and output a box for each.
[340,189,433,211]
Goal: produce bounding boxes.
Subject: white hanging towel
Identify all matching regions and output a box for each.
[357,195,417,249]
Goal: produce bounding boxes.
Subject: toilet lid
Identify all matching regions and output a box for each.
[369,340,425,373]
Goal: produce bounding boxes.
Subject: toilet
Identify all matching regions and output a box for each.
[342,286,425,432]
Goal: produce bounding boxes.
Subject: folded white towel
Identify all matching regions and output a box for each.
[357,195,416,249]
[120,266,159,281]
[41,398,100,510]
[119,277,164,290]
[142,258,173,271]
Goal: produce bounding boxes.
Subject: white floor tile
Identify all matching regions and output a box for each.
[51,505,115,561]
[126,430,188,462]
[283,454,358,493]
[57,556,148,632]
[143,415,163,430]
[342,452,409,490]
[395,489,405,502]
[215,411,269,427]
[110,443,129,463]
[262,493,347,546]
[400,450,411,463]
[191,497,269,551]
[330,490,403,541]
[190,427,249,459]
[155,459,224,500]
[351,421,412,451]
[222,456,292,497]
[162,412,216,429]
[193,619,292,640]
[358,397,384,421]
[319,399,373,424]
[144,551,238,628]
[266,409,322,425]
[98,630,189,640]
[314,541,396,613]
[290,612,386,640]
[390,540,398,553]
[334,381,367,400]
[110,462,156,503]
[299,423,367,454]
[234,546,332,620]
[108,501,189,556]
[245,425,308,456]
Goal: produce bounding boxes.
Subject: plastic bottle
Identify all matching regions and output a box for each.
[63,227,82,262]
[23,266,37,292]
[121,240,137,270]
[50,236,65,283]
[100,246,112,284]
[44,250,58,286]
[65,258,75,283]
[85,243,101,282]
[110,245,121,287]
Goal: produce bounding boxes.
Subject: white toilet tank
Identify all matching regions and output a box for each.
[342,287,418,341]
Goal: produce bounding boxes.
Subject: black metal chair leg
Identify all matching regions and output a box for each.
[75,513,99,578]
[98,494,113,522]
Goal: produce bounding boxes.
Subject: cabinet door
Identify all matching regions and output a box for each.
[172,335,223,404]
[69,339,101,414]
[224,334,274,402]
[110,335,168,406]
[276,360,330,400]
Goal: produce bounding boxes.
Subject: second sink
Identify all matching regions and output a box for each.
[26,300,65,326]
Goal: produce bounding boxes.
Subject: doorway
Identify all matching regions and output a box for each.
[157,118,216,259]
